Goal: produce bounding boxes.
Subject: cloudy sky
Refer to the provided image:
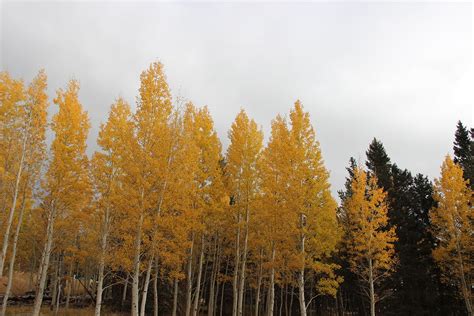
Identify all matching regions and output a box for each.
[1,1,472,196]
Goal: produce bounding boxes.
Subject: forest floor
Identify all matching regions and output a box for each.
[4,306,127,315]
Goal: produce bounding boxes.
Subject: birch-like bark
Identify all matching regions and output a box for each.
[298,214,307,316]
[65,269,72,310]
[139,256,154,316]
[50,256,59,309]
[369,258,375,316]
[192,236,205,316]
[0,134,27,277]
[254,251,263,316]
[54,279,62,315]
[267,244,275,316]
[237,207,249,316]
[0,191,27,316]
[122,274,129,306]
[208,238,220,316]
[32,204,56,316]
[153,260,159,316]
[172,279,179,316]
[232,212,241,316]
[185,234,195,316]
[95,206,110,316]
[131,211,145,316]
[455,239,473,315]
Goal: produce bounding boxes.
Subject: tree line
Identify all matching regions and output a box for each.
[0,62,472,316]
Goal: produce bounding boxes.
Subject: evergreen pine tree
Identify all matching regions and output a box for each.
[453,120,473,189]
[365,138,392,191]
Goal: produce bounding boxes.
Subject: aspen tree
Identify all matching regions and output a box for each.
[225,110,263,316]
[0,73,25,276]
[287,101,340,315]
[0,71,48,315]
[0,72,25,218]
[258,115,293,316]
[430,156,473,315]
[92,98,133,316]
[191,106,226,316]
[343,167,397,316]
[32,80,91,316]
[126,62,173,316]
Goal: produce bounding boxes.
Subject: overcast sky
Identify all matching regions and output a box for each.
[1,1,472,196]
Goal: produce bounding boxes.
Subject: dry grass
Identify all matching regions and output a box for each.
[0,272,34,296]
[5,306,127,315]
[0,271,87,296]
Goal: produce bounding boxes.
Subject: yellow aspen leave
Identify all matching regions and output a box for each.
[32,79,91,316]
[91,98,134,316]
[225,109,263,316]
[287,101,341,316]
[258,114,294,316]
[430,156,473,315]
[343,167,397,316]
[122,61,174,316]
[0,72,25,215]
[0,70,48,314]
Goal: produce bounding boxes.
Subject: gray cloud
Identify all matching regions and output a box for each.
[1,1,472,197]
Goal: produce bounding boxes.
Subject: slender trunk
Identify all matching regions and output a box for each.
[254,250,263,316]
[0,134,26,277]
[54,280,61,315]
[132,211,145,316]
[267,243,275,316]
[153,260,159,316]
[208,238,219,316]
[65,263,73,309]
[192,236,205,316]
[1,192,26,315]
[455,240,473,315]
[289,285,294,315]
[233,212,241,316]
[50,255,59,309]
[122,274,129,306]
[369,259,375,316]
[298,213,307,316]
[279,285,283,316]
[238,207,249,316]
[172,279,179,316]
[140,256,154,316]
[32,205,56,316]
[185,234,195,316]
[95,207,110,316]
[220,260,229,316]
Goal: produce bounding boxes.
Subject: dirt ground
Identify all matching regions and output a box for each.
[4,306,127,315]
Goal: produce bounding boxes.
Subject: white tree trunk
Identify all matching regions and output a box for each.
[122,274,129,306]
[455,239,473,315]
[0,135,26,277]
[208,238,219,316]
[131,212,144,316]
[32,205,56,316]
[172,279,179,316]
[254,254,263,316]
[192,236,205,316]
[0,192,26,315]
[140,256,154,316]
[185,234,195,316]
[298,214,307,316]
[267,244,275,316]
[94,207,110,316]
[153,260,159,316]
[232,212,241,316]
[369,258,375,316]
[238,208,249,316]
